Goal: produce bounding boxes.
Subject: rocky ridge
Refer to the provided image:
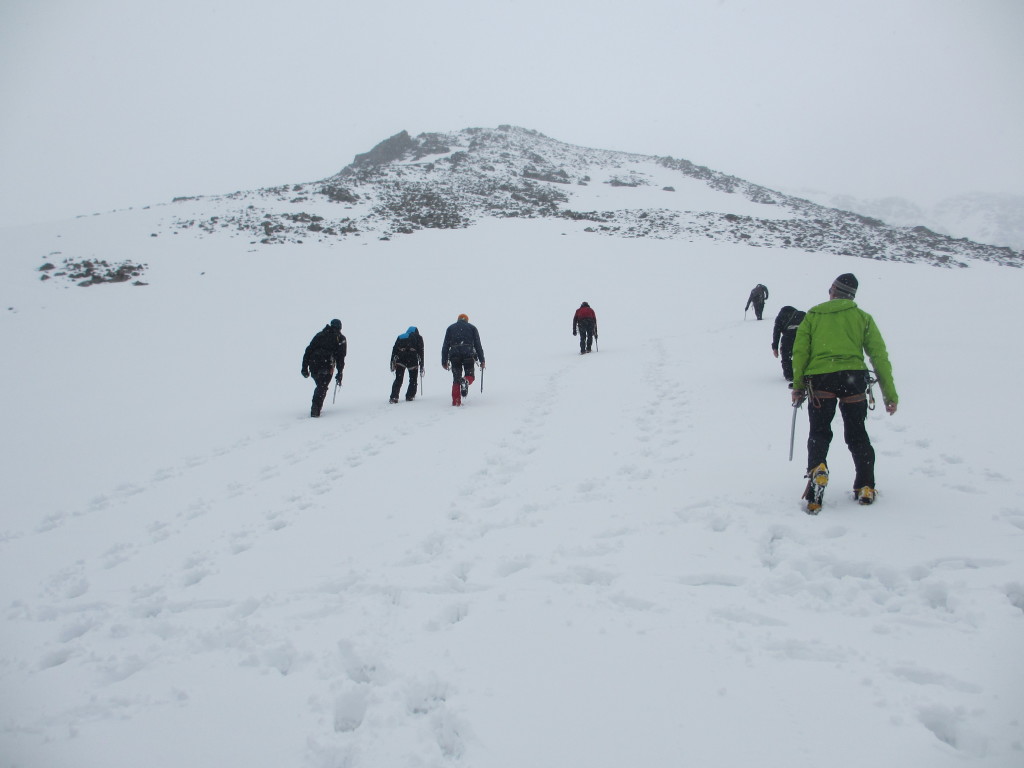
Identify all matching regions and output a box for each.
[166,125,1021,269]
[790,189,1024,252]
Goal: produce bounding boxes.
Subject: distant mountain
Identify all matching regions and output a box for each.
[788,189,1024,252]
[163,126,1021,268]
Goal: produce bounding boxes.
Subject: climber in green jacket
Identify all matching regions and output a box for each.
[790,273,898,512]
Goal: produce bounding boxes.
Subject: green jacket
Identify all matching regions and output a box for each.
[791,299,898,405]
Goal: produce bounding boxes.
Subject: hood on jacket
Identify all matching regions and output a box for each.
[810,298,857,315]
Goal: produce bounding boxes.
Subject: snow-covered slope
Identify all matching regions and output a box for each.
[1,203,1022,767]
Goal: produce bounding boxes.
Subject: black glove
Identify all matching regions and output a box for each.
[302,369,309,378]
[573,330,577,336]
[335,371,343,385]
[419,365,425,376]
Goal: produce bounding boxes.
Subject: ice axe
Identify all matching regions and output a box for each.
[789,394,804,461]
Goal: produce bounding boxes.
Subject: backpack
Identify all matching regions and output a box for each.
[308,328,341,369]
[393,332,421,366]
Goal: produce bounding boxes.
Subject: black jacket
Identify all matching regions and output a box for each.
[391,328,424,368]
[772,306,805,351]
[441,319,484,365]
[303,325,347,375]
[746,284,769,309]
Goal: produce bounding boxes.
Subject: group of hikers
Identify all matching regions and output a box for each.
[303,275,897,516]
[301,302,600,414]
[746,274,899,514]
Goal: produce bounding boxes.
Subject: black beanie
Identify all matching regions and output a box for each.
[832,273,858,299]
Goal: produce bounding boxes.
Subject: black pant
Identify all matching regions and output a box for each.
[577,321,595,352]
[391,364,419,400]
[311,368,333,415]
[805,370,875,488]
[449,353,476,383]
[779,330,796,381]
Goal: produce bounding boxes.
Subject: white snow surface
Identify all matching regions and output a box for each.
[1,211,1023,768]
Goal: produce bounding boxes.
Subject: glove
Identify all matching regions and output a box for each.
[335,371,343,385]
[443,362,450,371]
[595,333,599,339]
[573,330,577,336]
[419,366,425,376]
[390,362,396,372]
[480,361,486,369]
[302,369,309,378]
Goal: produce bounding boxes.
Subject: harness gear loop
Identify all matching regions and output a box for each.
[807,372,878,408]
[866,371,878,411]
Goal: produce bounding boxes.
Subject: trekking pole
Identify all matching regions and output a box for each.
[480,364,484,393]
[333,380,338,404]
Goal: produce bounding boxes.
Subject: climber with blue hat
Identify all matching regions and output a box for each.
[389,326,425,403]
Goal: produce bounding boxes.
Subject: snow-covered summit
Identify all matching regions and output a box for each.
[160,126,1020,268]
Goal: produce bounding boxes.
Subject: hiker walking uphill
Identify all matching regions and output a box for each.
[389,326,424,403]
[791,274,898,513]
[441,313,485,407]
[772,305,806,382]
[301,319,347,418]
[745,284,769,320]
[572,301,598,354]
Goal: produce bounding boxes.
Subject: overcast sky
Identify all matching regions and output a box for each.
[1,0,1022,227]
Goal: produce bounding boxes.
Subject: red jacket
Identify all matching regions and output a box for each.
[573,305,597,334]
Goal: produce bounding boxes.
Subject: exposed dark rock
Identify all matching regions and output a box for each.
[40,257,147,286]
[351,130,417,168]
[322,185,359,203]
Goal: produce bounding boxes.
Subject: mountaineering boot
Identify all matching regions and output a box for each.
[389,396,399,404]
[405,394,415,401]
[855,486,876,505]
[802,463,829,514]
[451,382,462,407]
[460,377,470,397]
